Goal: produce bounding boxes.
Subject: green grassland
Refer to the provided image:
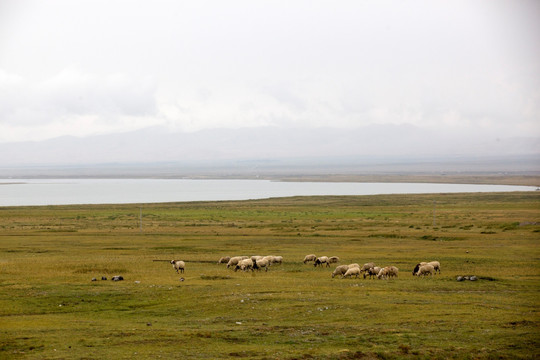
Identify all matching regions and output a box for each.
[0,192,539,359]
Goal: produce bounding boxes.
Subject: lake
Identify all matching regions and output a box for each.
[0,179,535,206]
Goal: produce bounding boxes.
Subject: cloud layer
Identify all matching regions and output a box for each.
[0,0,539,145]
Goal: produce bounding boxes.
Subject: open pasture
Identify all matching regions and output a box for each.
[0,192,539,359]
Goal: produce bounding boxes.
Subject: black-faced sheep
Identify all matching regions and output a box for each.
[342,267,361,278]
[413,261,440,275]
[314,256,330,267]
[171,260,185,274]
[331,265,350,278]
[415,264,435,277]
[303,254,317,264]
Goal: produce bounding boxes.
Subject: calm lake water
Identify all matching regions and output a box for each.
[0,179,535,206]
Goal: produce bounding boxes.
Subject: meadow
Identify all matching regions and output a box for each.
[0,192,539,359]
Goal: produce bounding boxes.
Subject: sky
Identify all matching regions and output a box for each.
[0,0,539,145]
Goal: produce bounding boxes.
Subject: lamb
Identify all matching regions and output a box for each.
[303,254,317,264]
[415,264,435,277]
[170,260,185,274]
[331,265,350,278]
[314,256,330,267]
[328,256,340,264]
[342,267,361,278]
[363,266,381,279]
[235,258,254,272]
[218,256,231,264]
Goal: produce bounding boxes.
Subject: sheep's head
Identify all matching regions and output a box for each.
[170,260,175,264]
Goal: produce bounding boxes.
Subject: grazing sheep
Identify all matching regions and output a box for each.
[314,256,330,267]
[342,267,361,278]
[427,261,441,274]
[171,260,185,274]
[273,256,283,264]
[328,256,340,264]
[331,265,350,278]
[251,255,264,262]
[412,262,428,275]
[303,254,317,264]
[377,267,389,279]
[254,258,270,272]
[348,263,360,269]
[363,266,381,279]
[227,256,247,268]
[415,264,435,277]
[360,262,376,274]
[386,266,399,278]
[235,258,254,272]
[218,256,231,264]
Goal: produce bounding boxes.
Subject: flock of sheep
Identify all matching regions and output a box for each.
[170,255,441,279]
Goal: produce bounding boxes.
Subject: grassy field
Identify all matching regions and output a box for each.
[0,192,539,359]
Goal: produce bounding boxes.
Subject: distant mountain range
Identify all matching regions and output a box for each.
[1,125,539,174]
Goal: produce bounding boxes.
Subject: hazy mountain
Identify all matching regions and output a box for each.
[1,125,539,169]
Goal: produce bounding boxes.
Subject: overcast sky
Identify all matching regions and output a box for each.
[0,0,539,144]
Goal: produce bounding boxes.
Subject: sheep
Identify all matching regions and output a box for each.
[235,258,254,272]
[427,261,441,274]
[386,266,399,278]
[360,262,376,274]
[218,256,231,264]
[227,256,246,268]
[363,266,381,279]
[251,255,264,262]
[413,261,440,275]
[331,265,350,278]
[415,264,435,277]
[303,254,317,264]
[328,256,340,264]
[170,260,185,274]
[377,267,389,279]
[314,256,330,267]
[342,267,361,278]
[254,258,270,272]
[263,255,276,265]
[348,263,360,269]
[273,255,283,264]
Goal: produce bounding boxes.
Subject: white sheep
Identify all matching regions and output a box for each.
[413,261,440,275]
[235,258,254,272]
[415,264,435,277]
[331,265,350,278]
[254,258,270,272]
[342,267,361,278]
[251,255,264,262]
[170,260,185,274]
[218,256,231,264]
[427,261,441,274]
[348,263,360,269]
[314,256,330,267]
[328,256,340,264]
[303,254,317,264]
[273,256,283,264]
[360,262,376,274]
[227,256,246,268]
